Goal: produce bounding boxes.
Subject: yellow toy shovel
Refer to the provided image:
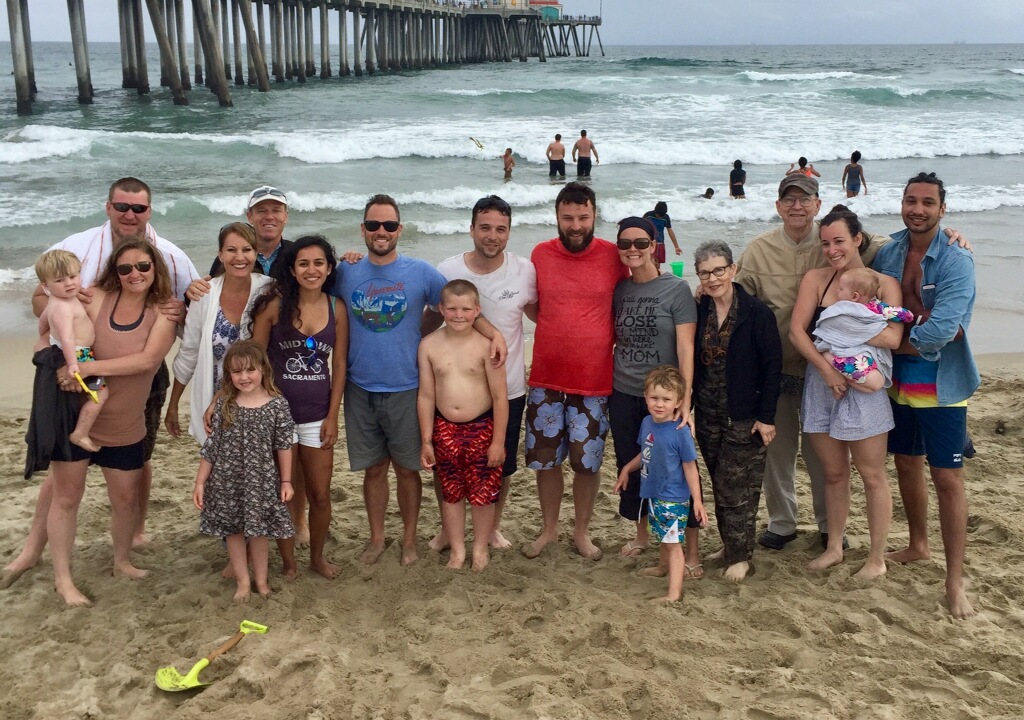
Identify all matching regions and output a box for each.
[73,372,100,404]
[155,620,268,691]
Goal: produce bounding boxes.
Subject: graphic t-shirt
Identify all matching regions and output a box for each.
[612,274,697,396]
[638,415,698,503]
[436,252,537,399]
[529,238,629,396]
[331,255,446,392]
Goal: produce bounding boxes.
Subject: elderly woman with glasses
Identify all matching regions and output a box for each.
[249,235,348,580]
[609,217,699,569]
[692,240,782,581]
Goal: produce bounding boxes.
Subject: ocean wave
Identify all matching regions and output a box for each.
[835,86,1009,104]
[0,127,94,164]
[0,267,37,285]
[1009,69,1024,76]
[739,71,898,82]
[439,88,542,97]
[618,57,743,69]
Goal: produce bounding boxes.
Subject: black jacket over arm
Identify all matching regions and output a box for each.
[24,346,80,479]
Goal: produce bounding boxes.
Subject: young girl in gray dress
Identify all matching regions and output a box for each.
[192,341,296,602]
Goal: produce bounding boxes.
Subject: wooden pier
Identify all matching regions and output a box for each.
[4,1,603,115]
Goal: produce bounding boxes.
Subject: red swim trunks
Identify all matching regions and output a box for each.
[432,410,502,506]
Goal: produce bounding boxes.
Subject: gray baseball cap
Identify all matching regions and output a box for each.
[778,175,819,199]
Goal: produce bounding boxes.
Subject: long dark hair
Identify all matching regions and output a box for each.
[249,235,337,333]
[820,204,871,256]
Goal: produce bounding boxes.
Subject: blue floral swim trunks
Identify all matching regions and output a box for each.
[525,387,609,474]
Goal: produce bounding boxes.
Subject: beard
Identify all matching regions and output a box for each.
[558,227,595,254]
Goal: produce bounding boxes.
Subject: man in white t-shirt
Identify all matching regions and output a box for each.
[430,195,537,550]
[4,178,199,589]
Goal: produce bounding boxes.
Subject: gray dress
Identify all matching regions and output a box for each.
[199,395,296,539]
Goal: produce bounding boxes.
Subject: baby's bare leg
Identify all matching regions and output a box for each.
[69,385,107,452]
[854,369,886,392]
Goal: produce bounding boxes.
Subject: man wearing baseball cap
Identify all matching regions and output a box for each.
[205,185,293,282]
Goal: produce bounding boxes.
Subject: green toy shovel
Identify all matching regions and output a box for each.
[155,620,268,691]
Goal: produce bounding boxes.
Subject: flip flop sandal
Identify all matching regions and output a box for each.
[620,540,648,557]
[685,563,705,579]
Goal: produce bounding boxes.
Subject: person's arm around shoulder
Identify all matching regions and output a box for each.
[417,336,438,470]
[484,340,508,468]
[322,299,348,449]
[472,314,507,368]
[185,275,213,303]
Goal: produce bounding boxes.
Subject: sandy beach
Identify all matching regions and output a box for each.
[1,334,1023,720]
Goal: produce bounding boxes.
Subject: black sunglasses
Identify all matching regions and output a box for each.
[116,261,153,275]
[111,202,149,214]
[249,186,286,201]
[363,220,400,232]
[616,238,652,250]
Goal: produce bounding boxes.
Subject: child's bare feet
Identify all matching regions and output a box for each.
[640,565,668,578]
[360,541,386,565]
[1,553,40,589]
[69,430,100,453]
[401,543,419,567]
[254,580,272,598]
[294,524,310,548]
[471,548,490,572]
[221,561,234,579]
[946,579,976,620]
[310,558,340,580]
[446,551,466,570]
[131,532,150,549]
[280,562,298,581]
[428,531,450,553]
[488,529,512,550]
[808,549,843,571]
[233,584,251,603]
[649,595,680,605]
[113,562,148,580]
[723,561,751,582]
[55,582,92,607]
[853,560,887,581]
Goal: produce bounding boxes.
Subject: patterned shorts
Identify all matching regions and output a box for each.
[433,411,502,506]
[648,498,690,544]
[832,352,878,383]
[525,388,609,474]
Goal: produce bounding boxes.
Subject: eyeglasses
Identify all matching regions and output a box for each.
[616,238,652,250]
[363,220,400,233]
[779,195,817,208]
[116,261,153,275]
[696,266,731,280]
[111,202,150,214]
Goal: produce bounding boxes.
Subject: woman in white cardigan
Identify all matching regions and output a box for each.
[165,223,273,444]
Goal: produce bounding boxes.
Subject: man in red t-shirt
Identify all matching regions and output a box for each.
[522,183,629,561]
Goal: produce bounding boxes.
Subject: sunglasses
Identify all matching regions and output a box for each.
[363,220,400,233]
[116,261,153,275]
[111,202,150,214]
[249,186,286,202]
[616,238,652,250]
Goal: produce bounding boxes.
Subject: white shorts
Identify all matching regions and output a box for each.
[293,419,325,448]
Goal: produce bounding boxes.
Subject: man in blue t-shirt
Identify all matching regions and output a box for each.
[331,194,447,567]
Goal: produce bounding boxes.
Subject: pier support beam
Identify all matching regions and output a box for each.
[295,0,306,82]
[352,7,363,76]
[132,0,151,94]
[5,0,31,113]
[272,0,284,81]
[193,0,232,105]
[66,0,93,104]
[144,0,188,104]
[231,0,244,85]
[338,6,350,76]
[174,0,191,88]
[237,0,271,91]
[320,1,331,78]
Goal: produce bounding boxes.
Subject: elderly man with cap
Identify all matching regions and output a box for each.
[202,185,293,283]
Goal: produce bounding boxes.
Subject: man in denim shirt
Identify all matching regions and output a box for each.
[873,172,980,619]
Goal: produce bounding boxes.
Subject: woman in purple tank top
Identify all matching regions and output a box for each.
[252,236,348,579]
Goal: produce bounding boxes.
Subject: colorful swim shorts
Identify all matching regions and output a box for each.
[647,498,690,544]
[832,352,877,383]
[432,410,502,506]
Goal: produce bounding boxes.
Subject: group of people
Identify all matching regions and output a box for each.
[2,169,979,617]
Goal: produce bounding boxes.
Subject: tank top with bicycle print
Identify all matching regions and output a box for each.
[269,299,336,424]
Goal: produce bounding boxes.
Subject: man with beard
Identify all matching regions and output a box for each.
[331,195,448,567]
[522,182,629,561]
[873,172,979,619]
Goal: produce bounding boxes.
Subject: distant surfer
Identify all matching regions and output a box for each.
[546,134,566,179]
[572,130,599,178]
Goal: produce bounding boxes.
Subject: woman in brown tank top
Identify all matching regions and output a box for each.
[44,238,178,606]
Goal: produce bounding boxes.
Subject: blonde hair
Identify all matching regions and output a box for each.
[219,340,280,429]
[35,249,82,284]
[842,268,880,300]
[440,278,480,305]
[643,365,686,398]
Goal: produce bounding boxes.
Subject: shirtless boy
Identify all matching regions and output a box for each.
[34,250,108,452]
[418,280,509,571]
[502,148,516,180]
[546,134,566,178]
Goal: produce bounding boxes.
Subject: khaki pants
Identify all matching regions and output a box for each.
[762,390,827,536]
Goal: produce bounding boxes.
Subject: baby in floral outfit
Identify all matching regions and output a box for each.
[813,268,914,393]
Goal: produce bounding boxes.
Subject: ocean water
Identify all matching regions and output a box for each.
[1,42,1022,350]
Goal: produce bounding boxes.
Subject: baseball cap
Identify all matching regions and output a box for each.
[777,175,819,199]
[247,185,288,210]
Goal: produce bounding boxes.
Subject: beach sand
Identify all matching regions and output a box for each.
[1,336,1023,720]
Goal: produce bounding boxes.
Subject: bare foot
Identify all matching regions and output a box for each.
[69,431,100,452]
[472,548,490,572]
[619,540,648,558]
[233,586,251,604]
[946,581,976,620]
[853,560,887,581]
[521,531,558,559]
[428,531,450,553]
[221,562,235,579]
[639,565,668,578]
[360,541,386,565]
[294,525,310,549]
[55,583,92,607]
[401,544,419,567]
[886,546,930,563]
[281,563,298,581]
[131,532,150,549]
[254,580,272,598]
[649,595,680,605]
[310,558,340,580]
[1,555,39,589]
[488,529,512,550]
[808,549,843,571]
[707,547,725,562]
[573,534,603,561]
[446,552,465,570]
[113,562,149,580]
[723,561,750,582]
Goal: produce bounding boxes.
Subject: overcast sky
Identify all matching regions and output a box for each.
[2,1,1023,45]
